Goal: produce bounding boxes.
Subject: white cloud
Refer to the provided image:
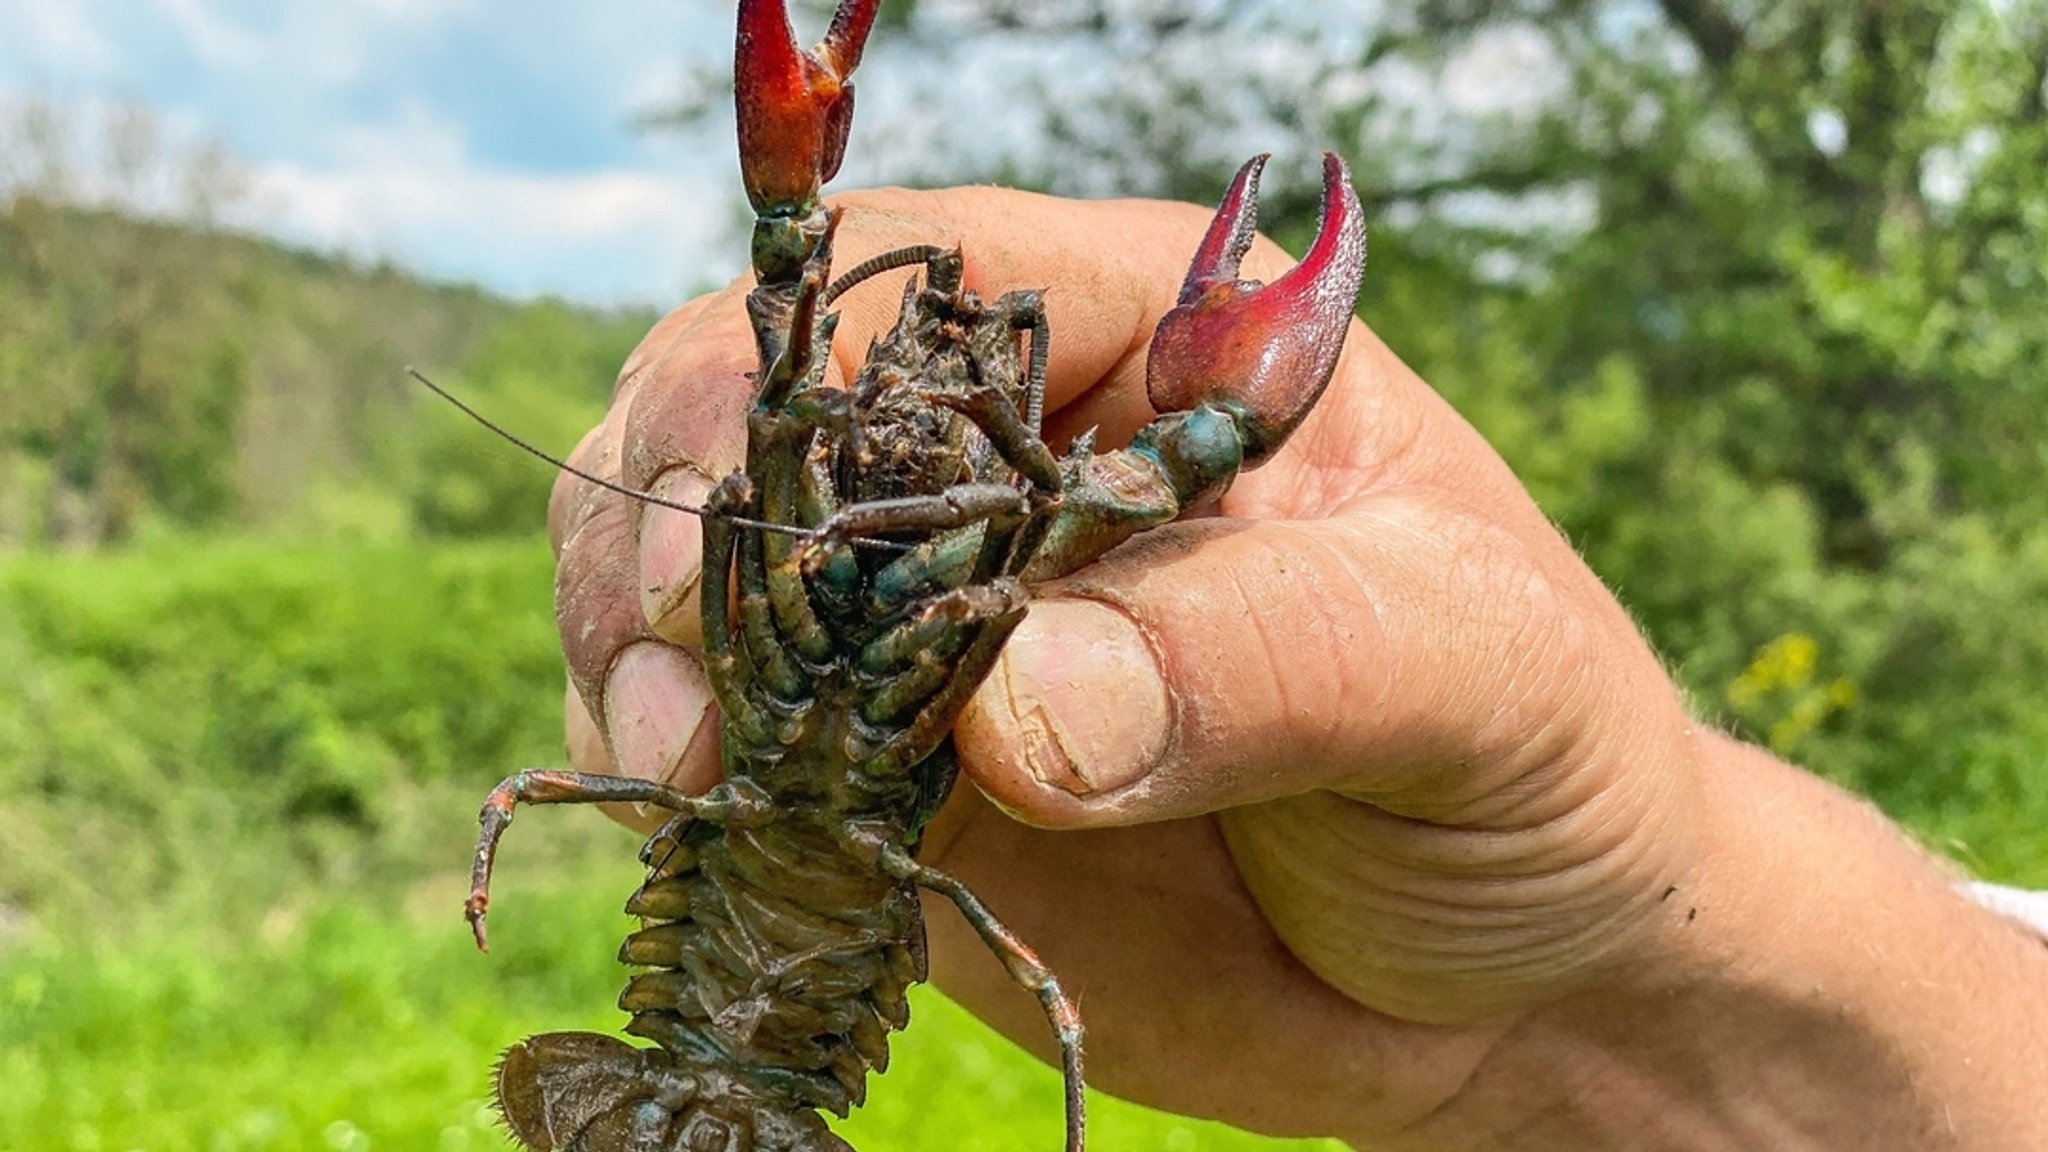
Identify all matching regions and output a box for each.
[1442,22,1567,121]
[0,1,745,303]
[237,107,741,305]
[7,3,119,77]
[149,0,265,66]
[359,0,480,23]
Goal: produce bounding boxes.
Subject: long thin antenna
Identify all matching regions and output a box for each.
[405,366,907,550]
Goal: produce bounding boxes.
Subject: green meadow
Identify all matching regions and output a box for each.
[0,539,1339,1152]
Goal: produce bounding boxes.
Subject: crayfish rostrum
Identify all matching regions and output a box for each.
[462,1,1367,1149]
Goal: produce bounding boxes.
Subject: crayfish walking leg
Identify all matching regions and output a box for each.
[875,843,1086,1152]
[465,772,768,951]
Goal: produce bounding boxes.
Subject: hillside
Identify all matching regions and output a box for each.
[0,193,659,547]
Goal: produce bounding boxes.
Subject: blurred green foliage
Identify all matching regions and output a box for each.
[0,540,1334,1151]
[0,99,653,547]
[405,302,652,539]
[1356,0,2048,878]
[0,865,1323,1152]
[0,539,566,920]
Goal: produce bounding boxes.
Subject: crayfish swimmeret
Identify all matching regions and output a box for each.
[461,2,1367,1149]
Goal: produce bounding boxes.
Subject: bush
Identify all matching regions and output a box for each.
[0,536,567,922]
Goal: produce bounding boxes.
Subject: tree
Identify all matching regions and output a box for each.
[1379,1,2048,839]
[0,100,251,546]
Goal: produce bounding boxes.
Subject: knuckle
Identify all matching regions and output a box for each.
[615,295,716,399]
[620,307,754,490]
[549,418,621,556]
[555,494,653,709]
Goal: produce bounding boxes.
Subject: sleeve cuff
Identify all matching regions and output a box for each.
[1962,881,2048,941]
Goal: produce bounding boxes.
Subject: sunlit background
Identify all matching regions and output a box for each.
[0,0,740,302]
[3,1,2045,1150]
[0,0,1572,305]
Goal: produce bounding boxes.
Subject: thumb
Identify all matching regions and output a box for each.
[956,493,1627,828]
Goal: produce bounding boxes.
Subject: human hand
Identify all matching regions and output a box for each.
[549,187,2048,1150]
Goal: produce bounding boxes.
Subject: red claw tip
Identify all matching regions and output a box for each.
[1147,152,1368,460]
[736,0,881,214]
[1177,153,1270,304]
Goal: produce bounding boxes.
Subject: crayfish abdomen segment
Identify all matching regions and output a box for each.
[617,802,925,1103]
[494,801,925,1152]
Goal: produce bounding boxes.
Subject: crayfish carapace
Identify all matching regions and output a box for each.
[461,1,1367,1149]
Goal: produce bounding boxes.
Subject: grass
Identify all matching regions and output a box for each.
[0,845,1335,1152]
[2,532,2038,1151]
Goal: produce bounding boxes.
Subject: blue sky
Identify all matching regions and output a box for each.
[0,1,1564,306]
[0,0,752,304]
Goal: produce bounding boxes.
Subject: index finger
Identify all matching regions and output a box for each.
[559,184,1313,716]
[622,183,1307,492]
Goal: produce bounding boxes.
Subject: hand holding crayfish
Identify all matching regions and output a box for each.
[474,3,1371,1148]
[544,188,2048,1152]
[502,3,2048,1149]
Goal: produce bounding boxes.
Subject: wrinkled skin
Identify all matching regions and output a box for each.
[535,0,2048,1143]
[549,185,1708,1148]
[520,5,2048,1152]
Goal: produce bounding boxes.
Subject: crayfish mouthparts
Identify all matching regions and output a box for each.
[463,4,1368,1152]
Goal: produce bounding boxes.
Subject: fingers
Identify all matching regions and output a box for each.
[956,485,1686,830]
[548,294,717,556]
[622,298,753,647]
[555,184,1334,790]
[563,680,719,835]
[555,470,721,795]
[551,294,732,789]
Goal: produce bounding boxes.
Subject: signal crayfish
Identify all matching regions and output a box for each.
[460,1,1367,1149]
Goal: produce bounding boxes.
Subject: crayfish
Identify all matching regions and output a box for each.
[460,2,1367,1149]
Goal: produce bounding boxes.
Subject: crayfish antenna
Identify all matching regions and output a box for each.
[736,0,881,216]
[1145,152,1368,462]
[403,366,911,550]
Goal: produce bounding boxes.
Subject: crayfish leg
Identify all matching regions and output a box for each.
[879,847,1086,1152]
[466,771,736,952]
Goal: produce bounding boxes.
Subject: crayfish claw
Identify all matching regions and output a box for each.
[736,0,881,215]
[1177,152,1270,302]
[1146,151,1368,462]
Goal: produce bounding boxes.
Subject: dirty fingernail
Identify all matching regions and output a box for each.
[640,469,713,643]
[604,642,714,787]
[988,600,1168,796]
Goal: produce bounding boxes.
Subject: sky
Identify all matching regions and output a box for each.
[0,1,1565,308]
[0,0,750,305]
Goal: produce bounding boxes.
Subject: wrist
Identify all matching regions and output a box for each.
[1426,733,2048,1151]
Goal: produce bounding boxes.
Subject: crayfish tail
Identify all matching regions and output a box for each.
[496,1030,868,1152]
